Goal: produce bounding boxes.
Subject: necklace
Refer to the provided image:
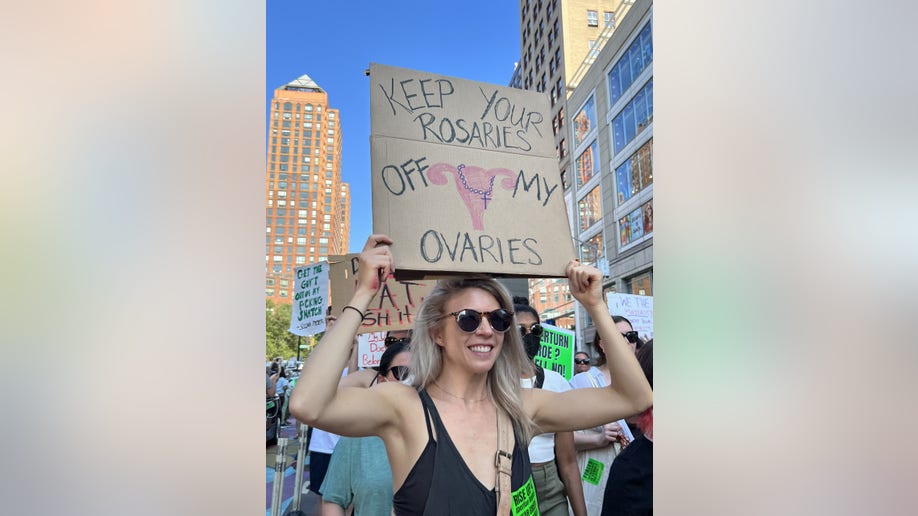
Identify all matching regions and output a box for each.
[432,381,489,402]
[456,164,497,208]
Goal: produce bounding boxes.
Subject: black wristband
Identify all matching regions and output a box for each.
[342,305,365,319]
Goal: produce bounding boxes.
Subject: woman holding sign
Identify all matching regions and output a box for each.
[289,234,651,515]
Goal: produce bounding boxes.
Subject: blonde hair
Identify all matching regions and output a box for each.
[409,276,536,442]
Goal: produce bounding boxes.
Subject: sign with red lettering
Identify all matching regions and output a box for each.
[357,332,387,369]
[370,62,575,279]
[328,254,436,335]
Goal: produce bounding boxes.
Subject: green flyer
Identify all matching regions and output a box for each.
[582,458,604,485]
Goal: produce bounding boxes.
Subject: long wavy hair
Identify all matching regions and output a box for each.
[409,276,536,442]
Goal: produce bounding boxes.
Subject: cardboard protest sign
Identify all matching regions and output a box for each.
[357,332,387,369]
[606,293,654,341]
[533,323,575,381]
[289,263,329,336]
[369,62,576,279]
[328,254,436,335]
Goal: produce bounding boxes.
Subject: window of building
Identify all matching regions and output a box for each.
[573,95,596,148]
[604,11,615,28]
[627,271,653,296]
[577,186,602,232]
[580,232,604,264]
[588,39,599,59]
[615,138,653,206]
[304,104,313,111]
[575,141,598,188]
[587,10,598,26]
[559,138,567,159]
[608,22,653,105]
[618,199,653,248]
[611,79,653,155]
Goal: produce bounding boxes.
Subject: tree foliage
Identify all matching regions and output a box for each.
[266,299,305,361]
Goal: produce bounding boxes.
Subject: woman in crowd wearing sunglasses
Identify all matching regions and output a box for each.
[569,316,642,515]
[290,234,651,515]
[515,298,587,516]
[320,340,411,516]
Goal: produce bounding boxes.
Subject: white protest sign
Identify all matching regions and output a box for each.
[357,331,387,369]
[289,262,329,336]
[606,293,653,341]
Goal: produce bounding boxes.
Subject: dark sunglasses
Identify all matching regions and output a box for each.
[621,331,640,343]
[439,308,514,333]
[519,323,544,337]
[574,358,591,365]
[384,336,411,348]
[388,365,410,381]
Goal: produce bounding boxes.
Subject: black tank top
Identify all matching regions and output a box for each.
[392,389,537,515]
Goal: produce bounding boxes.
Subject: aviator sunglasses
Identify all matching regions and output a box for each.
[439,308,514,333]
[574,357,591,365]
[519,323,544,338]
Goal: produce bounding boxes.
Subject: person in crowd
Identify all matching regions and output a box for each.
[570,330,635,516]
[611,315,645,439]
[514,298,587,516]
[601,340,653,516]
[306,314,358,498]
[290,234,651,515]
[612,315,642,353]
[339,329,413,388]
[320,340,412,516]
[574,351,594,375]
[266,363,280,397]
[275,366,289,426]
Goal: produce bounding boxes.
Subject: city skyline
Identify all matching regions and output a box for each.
[267,0,521,253]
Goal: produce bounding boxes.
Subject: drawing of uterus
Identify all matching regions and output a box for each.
[425,163,517,230]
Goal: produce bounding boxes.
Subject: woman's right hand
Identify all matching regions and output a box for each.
[355,234,394,298]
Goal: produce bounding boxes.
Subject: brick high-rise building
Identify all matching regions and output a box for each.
[513,0,635,330]
[266,74,350,303]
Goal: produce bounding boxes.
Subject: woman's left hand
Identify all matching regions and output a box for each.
[565,260,603,310]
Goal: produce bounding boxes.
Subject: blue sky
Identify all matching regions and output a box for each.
[267,0,522,252]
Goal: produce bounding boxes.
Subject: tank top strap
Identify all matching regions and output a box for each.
[418,388,437,442]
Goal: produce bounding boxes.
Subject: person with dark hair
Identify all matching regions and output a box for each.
[611,315,642,353]
[601,340,653,516]
[275,365,289,426]
[574,351,594,375]
[321,341,411,516]
[290,234,652,515]
[514,298,587,516]
[570,329,635,515]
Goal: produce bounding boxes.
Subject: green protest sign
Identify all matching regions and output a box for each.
[533,323,575,381]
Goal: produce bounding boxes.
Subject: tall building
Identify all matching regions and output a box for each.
[565,0,653,349]
[513,0,636,330]
[265,74,350,303]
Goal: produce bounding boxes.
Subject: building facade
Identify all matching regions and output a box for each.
[265,74,350,303]
[565,0,653,349]
[513,0,637,330]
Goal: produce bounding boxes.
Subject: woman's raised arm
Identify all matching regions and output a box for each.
[527,261,652,433]
[288,234,397,436]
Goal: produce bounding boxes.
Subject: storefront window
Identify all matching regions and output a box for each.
[627,271,653,296]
